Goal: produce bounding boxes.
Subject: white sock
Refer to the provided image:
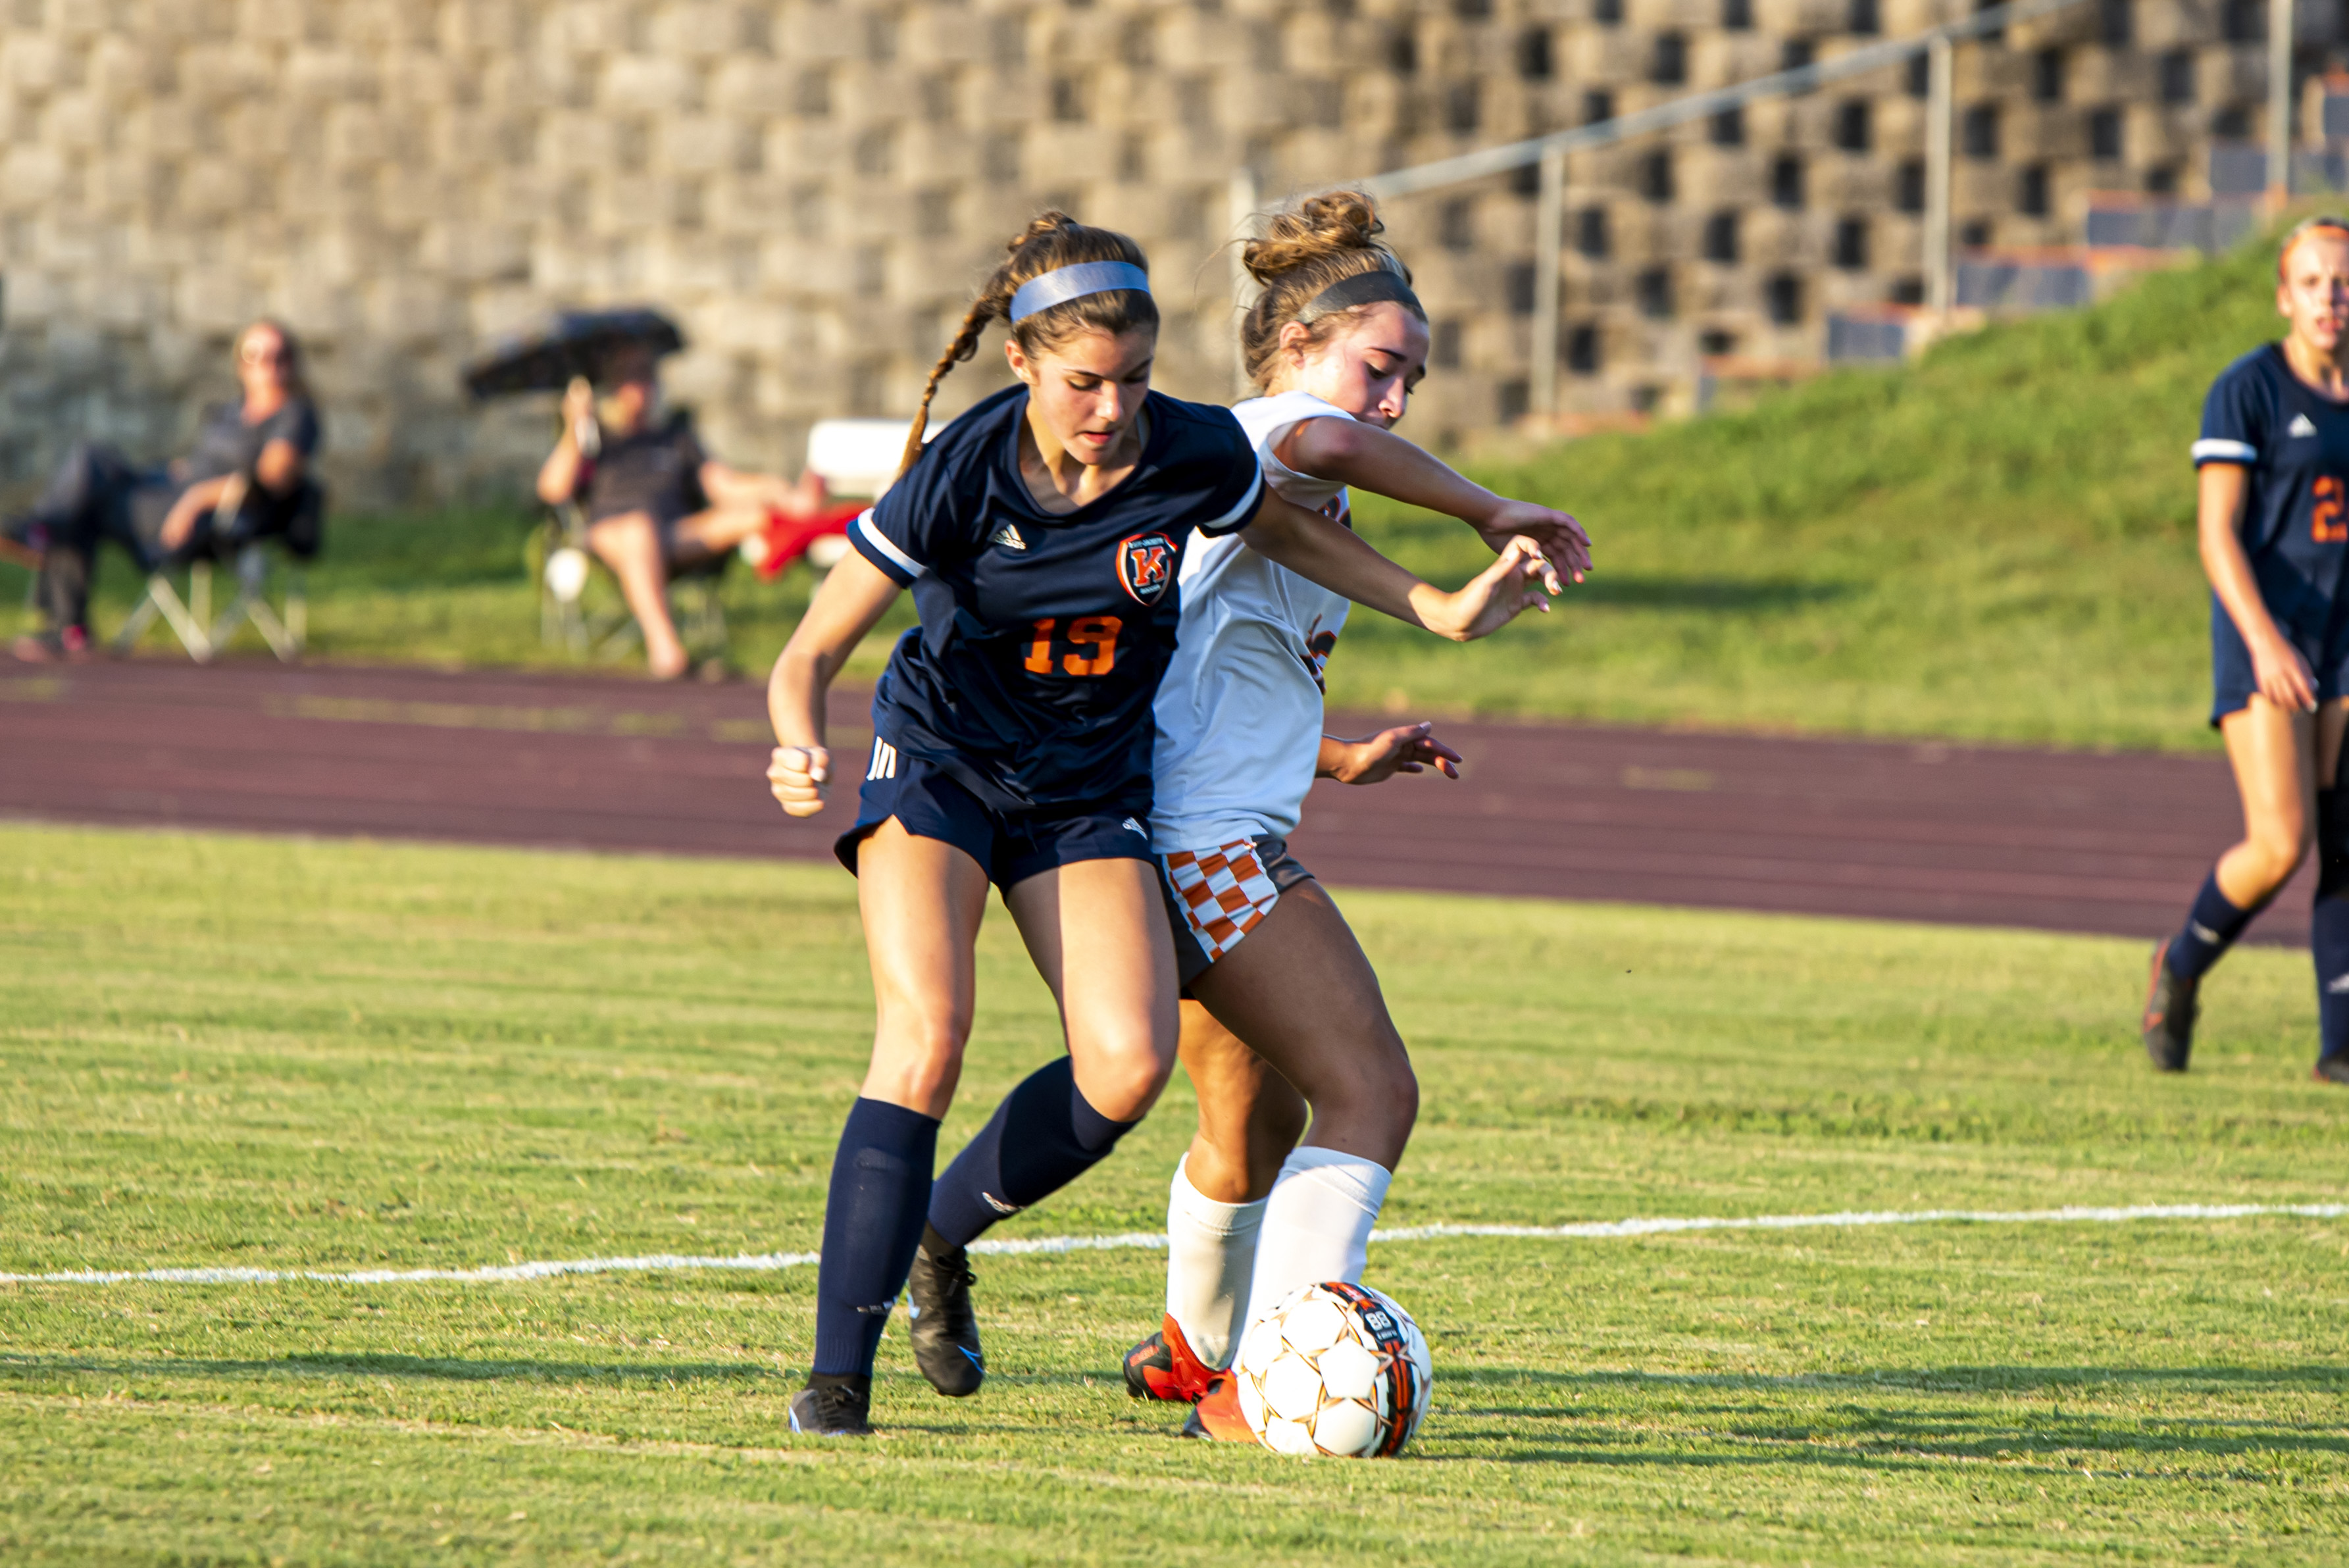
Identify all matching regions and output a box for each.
[1163,1153,1267,1369]
[1240,1146,1393,1333]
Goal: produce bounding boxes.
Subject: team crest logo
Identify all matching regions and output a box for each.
[1117,532,1176,605]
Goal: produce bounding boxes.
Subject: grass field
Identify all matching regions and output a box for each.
[4,822,2345,1564]
[0,229,2300,752]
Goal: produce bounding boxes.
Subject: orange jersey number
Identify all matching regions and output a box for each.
[2317,476,2348,544]
[1023,615,1123,676]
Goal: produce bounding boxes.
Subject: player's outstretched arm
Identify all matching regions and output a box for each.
[1317,722,1463,785]
[1279,418,1591,582]
[767,551,901,816]
[1244,490,1558,642]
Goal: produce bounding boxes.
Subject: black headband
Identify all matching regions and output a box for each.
[1294,266,1424,326]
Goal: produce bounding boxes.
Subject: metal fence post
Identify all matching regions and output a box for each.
[2269,0,2296,206]
[1532,145,1567,420]
[1925,32,1954,314]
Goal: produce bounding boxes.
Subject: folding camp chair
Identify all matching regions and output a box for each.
[532,497,730,662]
[114,478,324,663]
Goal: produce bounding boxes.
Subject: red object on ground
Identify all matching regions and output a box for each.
[755,502,865,580]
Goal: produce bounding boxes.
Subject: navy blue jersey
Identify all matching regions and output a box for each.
[851,385,1263,817]
[2196,343,2349,634]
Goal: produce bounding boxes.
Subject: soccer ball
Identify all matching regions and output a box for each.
[1230,1281,1433,1457]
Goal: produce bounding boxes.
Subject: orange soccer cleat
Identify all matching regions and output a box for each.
[1178,1373,1259,1444]
[1122,1313,1220,1404]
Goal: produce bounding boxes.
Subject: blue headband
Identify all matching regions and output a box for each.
[1009,261,1151,323]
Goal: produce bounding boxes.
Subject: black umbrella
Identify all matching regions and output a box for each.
[461,308,686,399]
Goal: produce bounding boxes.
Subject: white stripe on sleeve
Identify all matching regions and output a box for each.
[2192,438,2258,463]
[1198,467,1264,535]
[852,508,927,579]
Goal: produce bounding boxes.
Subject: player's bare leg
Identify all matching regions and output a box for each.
[1002,858,1182,1124]
[1187,880,1416,1342]
[853,821,990,1119]
[1177,1004,1307,1205]
[901,857,1181,1400]
[1189,881,1416,1171]
[1130,1007,1308,1399]
[583,510,689,679]
[791,820,988,1436]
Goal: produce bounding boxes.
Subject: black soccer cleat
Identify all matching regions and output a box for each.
[907,1233,985,1398]
[788,1378,872,1436]
[2142,939,2198,1073]
[2314,1055,2349,1086]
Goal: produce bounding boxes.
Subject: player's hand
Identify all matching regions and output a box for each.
[1323,722,1463,785]
[1419,537,1558,641]
[2251,634,2318,713]
[768,744,830,817]
[1473,500,1590,584]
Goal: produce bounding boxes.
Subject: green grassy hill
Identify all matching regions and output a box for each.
[5,238,2290,751]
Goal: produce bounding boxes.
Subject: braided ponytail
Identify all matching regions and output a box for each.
[1238,190,1423,393]
[898,212,1157,479]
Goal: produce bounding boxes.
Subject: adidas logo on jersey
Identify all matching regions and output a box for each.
[2291,413,2319,439]
[990,522,1028,551]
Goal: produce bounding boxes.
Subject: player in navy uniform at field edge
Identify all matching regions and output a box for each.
[763,213,1560,1436]
[2145,216,2349,1086]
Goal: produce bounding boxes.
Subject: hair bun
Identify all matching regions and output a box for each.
[1244,190,1388,286]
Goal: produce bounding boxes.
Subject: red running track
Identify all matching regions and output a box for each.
[0,659,2302,944]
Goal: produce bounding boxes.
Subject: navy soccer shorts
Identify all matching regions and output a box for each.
[2210,597,2349,724]
[834,736,1155,892]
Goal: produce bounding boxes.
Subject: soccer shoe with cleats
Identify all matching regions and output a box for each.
[1178,1373,1259,1444]
[1123,1313,1219,1404]
[907,1236,985,1397]
[2315,1055,2349,1085]
[2142,939,2198,1073]
[788,1379,872,1436]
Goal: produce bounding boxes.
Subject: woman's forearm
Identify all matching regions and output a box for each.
[1282,420,1500,524]
[537,438,583,505]
[253,438,304,495]
[768,645,836,750]
[767,551,903,746]
[1242,491,1437,628]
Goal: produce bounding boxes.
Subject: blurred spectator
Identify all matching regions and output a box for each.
[6,319,320,663]
[537,345,828,679]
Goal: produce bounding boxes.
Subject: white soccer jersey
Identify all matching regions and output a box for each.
[1150,390,1357,850]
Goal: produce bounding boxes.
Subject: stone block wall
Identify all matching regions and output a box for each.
[1,0,2342,510]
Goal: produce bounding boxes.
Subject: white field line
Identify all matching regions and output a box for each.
[1,1203,2340,1290]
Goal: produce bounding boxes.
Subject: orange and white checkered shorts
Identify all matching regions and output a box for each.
[1158,834,1315,979]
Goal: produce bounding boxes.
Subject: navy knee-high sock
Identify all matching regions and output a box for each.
[926,1056,1138,1251]
[2313,896,2349,1063]
[2166,869,2263,982]
[2315,788,2349,1064]
[809,1097,941,1380]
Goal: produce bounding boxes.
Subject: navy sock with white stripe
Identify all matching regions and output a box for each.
[2165,870,2258,982]
[926,1056,1137,1250]
[810,1096,941,1378]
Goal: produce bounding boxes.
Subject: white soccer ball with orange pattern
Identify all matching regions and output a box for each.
[1230,1281,1433,1457]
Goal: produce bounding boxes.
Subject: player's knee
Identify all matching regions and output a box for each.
[2240,824,2310,892]
[1074,1036,1176,1123]
[872,1003,971,1086]
[1383,1057,1421,1139]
